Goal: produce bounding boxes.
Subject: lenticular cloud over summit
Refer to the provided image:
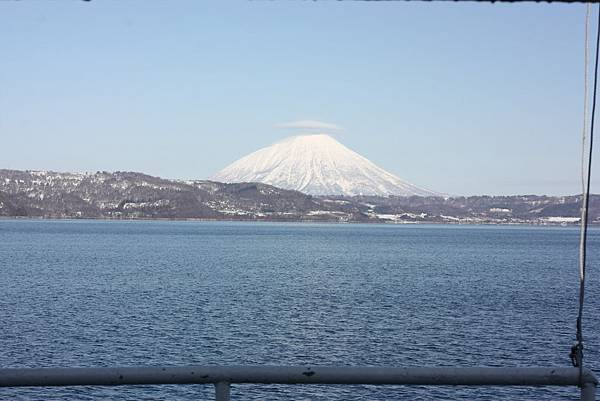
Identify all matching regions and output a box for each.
[211,134,439,197]
[276,120,342,131]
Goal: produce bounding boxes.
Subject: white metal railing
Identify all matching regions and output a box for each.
[0,365,597,401]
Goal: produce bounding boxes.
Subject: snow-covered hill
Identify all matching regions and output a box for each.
[0,169,591,224]
[211,134,439,196]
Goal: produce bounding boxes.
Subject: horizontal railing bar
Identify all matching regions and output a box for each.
[0,366,597,388]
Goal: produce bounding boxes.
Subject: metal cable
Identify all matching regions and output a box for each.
[572,2,599,384]
[582,4,591,195]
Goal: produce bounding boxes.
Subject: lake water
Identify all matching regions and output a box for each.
[0,220,598,400]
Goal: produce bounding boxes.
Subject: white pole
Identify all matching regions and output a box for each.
[581,382,596,401]
[215,381,230,401]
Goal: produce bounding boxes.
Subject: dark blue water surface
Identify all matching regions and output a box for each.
[0,220,598,400]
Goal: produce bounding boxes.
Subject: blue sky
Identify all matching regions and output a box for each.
[0,1,597,196]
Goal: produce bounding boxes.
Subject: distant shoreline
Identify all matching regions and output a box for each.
[0,215,588,227]
[1,170,594,226]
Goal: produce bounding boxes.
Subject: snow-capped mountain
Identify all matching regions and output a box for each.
[211,134,439,197]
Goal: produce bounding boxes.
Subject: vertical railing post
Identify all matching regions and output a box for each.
[215,381,231,401]
[581,382,596,401]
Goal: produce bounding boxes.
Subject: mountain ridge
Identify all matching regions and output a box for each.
[0,169,597,225]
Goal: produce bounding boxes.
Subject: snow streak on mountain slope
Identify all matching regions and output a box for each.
[211,134,439,196]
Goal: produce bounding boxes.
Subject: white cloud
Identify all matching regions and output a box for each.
[276,120,342,132]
